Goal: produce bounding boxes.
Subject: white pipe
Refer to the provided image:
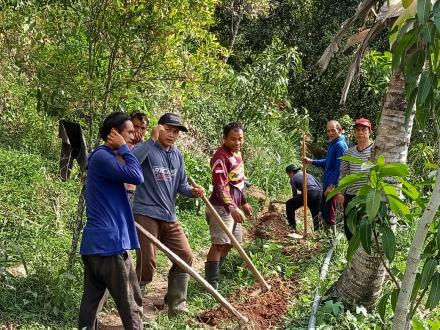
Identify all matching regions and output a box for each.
[308,235,341,329]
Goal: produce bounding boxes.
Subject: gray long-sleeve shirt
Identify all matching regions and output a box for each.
[132,139,193,222]
[290,171,322,196]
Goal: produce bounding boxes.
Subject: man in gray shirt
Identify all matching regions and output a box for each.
[285,164,322,233]
[132,113,204,317]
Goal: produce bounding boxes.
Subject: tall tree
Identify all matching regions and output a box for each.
[317,0,418,308]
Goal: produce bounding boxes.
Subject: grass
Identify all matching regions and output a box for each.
[4,143,436,330]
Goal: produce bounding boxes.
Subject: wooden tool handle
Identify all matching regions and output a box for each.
[302,135,308,237]
[188,177,271,293]
[135,223,249,326]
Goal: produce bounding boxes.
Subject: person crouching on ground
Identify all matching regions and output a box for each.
[79,112,144,330]
[285,164,322,233]
[205,123,253,290]
[131,113,204,317]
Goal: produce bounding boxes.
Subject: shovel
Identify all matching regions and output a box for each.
[188,177,271,295]
[135,223,249,327]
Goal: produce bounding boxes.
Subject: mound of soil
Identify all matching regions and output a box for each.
[244,185,267,203]
[247,212,290,240]
[198,278,297,329]
[282,240,324,262]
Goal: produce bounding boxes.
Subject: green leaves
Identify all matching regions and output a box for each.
[359,218,372,254]
[380,226,396,262]
[420,258,437,289]
[366,189,381,222]
[417,0,432,25]
[377,293,390,322]
[433,0,440,32]
[426,272,440,310]
[380,163,410,177]
[327,172,368,200]
[347,230,361,262]
[436,225,440,249]
[417,71,434,107]
[339,155,366,164]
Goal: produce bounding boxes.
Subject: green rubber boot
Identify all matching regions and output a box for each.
[205,261,220,290]
[166,272,189,317]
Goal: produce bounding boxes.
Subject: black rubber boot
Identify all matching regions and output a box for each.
[205,261,220,290]
[166,272,189,317]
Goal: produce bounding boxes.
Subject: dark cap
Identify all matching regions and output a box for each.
[353,118,372,130]
[158,113,188,132]
[286,164,301,173]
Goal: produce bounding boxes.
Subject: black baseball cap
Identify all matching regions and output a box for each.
[158,113,188,132]
[286,164,301,173]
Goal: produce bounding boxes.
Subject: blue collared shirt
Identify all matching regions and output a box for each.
[80,144,144,256]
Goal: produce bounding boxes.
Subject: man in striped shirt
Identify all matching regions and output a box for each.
[205,123,252,289]
[335,118,373,240]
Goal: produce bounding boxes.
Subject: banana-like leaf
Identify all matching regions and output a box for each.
[318,0,380,72]
[340,19,386,104]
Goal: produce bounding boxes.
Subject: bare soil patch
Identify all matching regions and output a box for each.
[198,278,298,330]
[98,250,207,329]
[246,211,290,241]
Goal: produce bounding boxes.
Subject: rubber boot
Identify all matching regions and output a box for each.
[166,272,189,317]
[205,261,220,290]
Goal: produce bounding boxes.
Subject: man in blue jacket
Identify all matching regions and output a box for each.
[304,120,348,229]
[79,112,144,330]
[132,113,204,317]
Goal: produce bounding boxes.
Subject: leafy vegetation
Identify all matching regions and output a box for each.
[2,0,440,329]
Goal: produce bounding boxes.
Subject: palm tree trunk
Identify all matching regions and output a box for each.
[374,70,415,164]
[331,70,415,308]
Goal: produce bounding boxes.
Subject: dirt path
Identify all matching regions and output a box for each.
[197,207,324,330]
[99,203,316,329]
[98,250,207,329]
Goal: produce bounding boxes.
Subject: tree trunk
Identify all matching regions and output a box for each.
[330,247,387,308]
[374,70,415,164]
[393,137,440,330]
[331,70,415,308]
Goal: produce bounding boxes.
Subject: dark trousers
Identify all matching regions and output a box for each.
[135,214,193,285]
[321,191,337,226]
[78,253,143,330]
[343,194,356,241]
[286,190,321,231]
